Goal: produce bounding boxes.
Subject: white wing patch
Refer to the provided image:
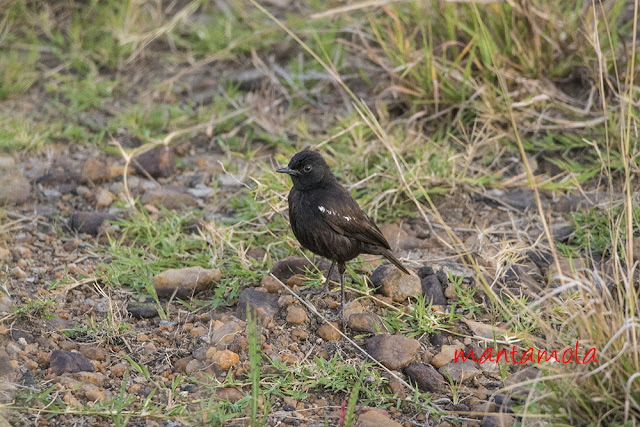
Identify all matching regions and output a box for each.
[319,206,351,221]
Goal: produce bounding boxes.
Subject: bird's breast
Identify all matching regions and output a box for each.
[288,189,361,263]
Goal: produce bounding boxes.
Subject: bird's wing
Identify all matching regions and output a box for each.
[315,187,391,250]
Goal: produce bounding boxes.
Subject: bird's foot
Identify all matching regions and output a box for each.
[307,280,338,297]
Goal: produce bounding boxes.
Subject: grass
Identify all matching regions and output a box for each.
[1,0,640,425]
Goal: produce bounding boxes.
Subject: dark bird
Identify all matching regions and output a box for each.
[277,150,410,317]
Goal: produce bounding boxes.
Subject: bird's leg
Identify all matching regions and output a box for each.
[338,263,346,324]
[320,261,336,294]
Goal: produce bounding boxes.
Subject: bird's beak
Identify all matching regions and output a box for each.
[276,167,300,176]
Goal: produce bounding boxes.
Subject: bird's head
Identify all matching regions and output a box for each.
[276,150,335,190]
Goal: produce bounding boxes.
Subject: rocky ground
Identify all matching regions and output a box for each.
[0,142,624,426]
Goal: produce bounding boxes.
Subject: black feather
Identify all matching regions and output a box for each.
[277,150,410,317]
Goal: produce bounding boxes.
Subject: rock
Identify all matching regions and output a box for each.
[463,319,509,341]
[215,387,244,403]
[0,295,12,314]
[342,300,365,322]
[133,146,175,178]
[84,389,106,402]
[432,263,475,286]
[0,349,19,403]
[482,188,548,212]
[355,409,402,427]
[278,295,294,307]
[270,256,338,282]
[0,154,15,169]
[481,413,516,427]
[229,334,249,353]
[421,274,447,305]
[404,362,445,392]
[384,374,407,399]
[286,274,310,287]
[174,356,193,374]
[504,366,539,389]
[188,184,215,198]
[438,359,481,383]
[12,267,27,279]
[141,186,198,209]
[472,401,497,414]
[431,344,465,369]
[286,306,307,325]
[69,211,116,235]
[62,239,79,252]
[73,372,108,386]
[127,303,159,319]
[0,171,30,205]
[212,350,239,369]
[526,249,554,270]
[95,188,115,208]
[347,313,385,334]
[190,326,208,337]
[317,323,341,341]
[49,350,94,375]
[81,158,112,183]
[210,319,244,346]
[236,289,280,325]
[80,347,107,361]
[370,265,421,302]
[152,266,222,298]
[379,223,427,251]
[555,192,612,213]
[366,334,420,370]
[185,359,205,374]
[0,247,10,261]
[261,275,281,294]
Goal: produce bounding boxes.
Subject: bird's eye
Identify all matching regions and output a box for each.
[303,165,312,172]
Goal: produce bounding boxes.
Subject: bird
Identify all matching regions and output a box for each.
[277,150,410,319]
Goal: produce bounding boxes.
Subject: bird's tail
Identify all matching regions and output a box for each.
[380,248,410,274]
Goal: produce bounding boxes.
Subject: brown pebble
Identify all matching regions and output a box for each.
[215,387,243,403]
[317,323,342,341]
[286,306,308,325]
[185,359,205,375]
[292,330,307,340]
[261,275,281,294]
[137,333,150,342]
[286,274,310,287]
[174,356,193,374]
[111,363,127,377]
[206,347,217,360]
[278,295,294,307]
[26,359,38,370]
[81,347,107,361]
[212,350,239,370]
[85,389,105,401]
[280,353,298,364]
[190,326,208,337]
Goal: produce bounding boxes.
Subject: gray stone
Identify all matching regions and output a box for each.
[404,362,445,392]
[50,350,94,375]
[0,171,30,205]
[421,274,447,305]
